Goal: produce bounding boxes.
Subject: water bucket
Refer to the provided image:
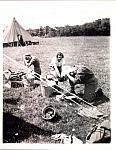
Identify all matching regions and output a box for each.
[41,85,54,97]
[40,79,56,97]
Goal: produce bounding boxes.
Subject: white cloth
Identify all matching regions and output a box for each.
[51,133,83,144]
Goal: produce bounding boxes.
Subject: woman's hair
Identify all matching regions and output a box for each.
[24,53,31,57]
[56,52,64,58]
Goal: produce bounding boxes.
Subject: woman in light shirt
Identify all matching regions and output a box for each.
[49,52,65,82]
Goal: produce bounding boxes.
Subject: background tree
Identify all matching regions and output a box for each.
[27,18,110,37]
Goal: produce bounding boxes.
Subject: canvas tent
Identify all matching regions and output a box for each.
[3,17,34,47]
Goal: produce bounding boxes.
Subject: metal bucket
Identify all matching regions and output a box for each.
[42,105,56,120]
[41,85,54,98]
[40,79,56,97]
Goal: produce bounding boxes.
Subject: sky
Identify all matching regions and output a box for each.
[0,1,115,30]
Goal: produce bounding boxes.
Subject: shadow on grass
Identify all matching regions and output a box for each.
[93,94,110,106]
[3,112,55,143]
[49,113,62,123]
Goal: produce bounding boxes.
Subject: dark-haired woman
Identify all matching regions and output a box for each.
[49,52,65,81]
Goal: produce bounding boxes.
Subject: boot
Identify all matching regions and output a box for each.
[95,88,103,97]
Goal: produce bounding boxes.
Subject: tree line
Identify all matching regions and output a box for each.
[27,18,110,37]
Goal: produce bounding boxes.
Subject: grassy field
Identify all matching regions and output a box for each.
[3,36,110,143]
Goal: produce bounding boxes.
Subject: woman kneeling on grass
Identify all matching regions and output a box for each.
[23,53,41,88]
[49,52,66,83]
[23,53,41,78]
[66,65,98,103]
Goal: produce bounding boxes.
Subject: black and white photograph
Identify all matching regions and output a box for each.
[1,0,115,148]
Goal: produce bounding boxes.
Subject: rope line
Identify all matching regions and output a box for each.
[31,73,104,119]
[34,72,94,107]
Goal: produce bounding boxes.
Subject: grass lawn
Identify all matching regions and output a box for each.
[3,36,110,143]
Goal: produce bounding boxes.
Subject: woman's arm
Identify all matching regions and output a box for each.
[66,73,76,83]
[67,73,82,84]
[27,57,36,67]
